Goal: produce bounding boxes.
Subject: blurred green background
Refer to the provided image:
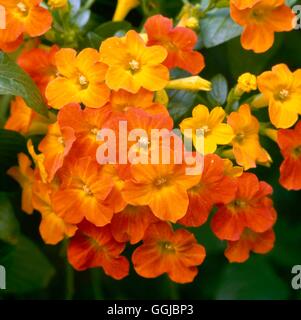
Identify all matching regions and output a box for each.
[0,0,301,300]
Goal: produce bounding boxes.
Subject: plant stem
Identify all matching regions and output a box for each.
[90,268,104,300]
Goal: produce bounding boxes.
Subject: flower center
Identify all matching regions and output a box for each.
[129,59,140,72]
[231,199,248,210]
[17,2,28,13]
[235,132,245,144]
[83,184,93,196]
[278,89,289,101]
[250,8,265,22]
[154,177,167,187]
[78,74,89,88]
[201,125,210,134]
[159,241,175,253]
[91,128,100,135]
[293,145,301,159]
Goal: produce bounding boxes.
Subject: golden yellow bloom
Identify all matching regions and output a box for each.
[180,105,234,154]
[257,64,301,129]
[166,76,212,92]
[236,72,257,94]
[48,0,68,9]
[113,0,140,21]
[223,159,243,178]
[227,104,271,170]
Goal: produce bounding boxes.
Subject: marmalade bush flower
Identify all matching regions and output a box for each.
[46,48,110,109]
[230,0,295,53]
[99,30,169,93]
[278,121,301,190]
[227,104,271,170]
[180,105,234,154]
[132,222,206,284]
[3,0,300,288]
[144,14,205,75]
[257,64,301,129]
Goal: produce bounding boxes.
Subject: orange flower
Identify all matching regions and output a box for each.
[132,222,206,283]
[102,88,168,118]
[0,0,52,50]
[58,103,110,157]
[230,0,295,53]
[122,154,200,222]
[227,104,271,170]
[7,153,34,214]
[277,121,301,190]
[211,173,277,241]
[110,205,158,244]
[32,180,77,245]
[46,48,110,109]
[38,122,76,182]
[18,45,59,98]
[257,64,301,129]
[225,228,275,263]
[0,35,23,52]
[144,15,205,75]
[5,97,53,135]
[99,30,169,93]
[52,157,114,226]
[178,154,237,227]
[67,220,129,280]
[102,164,128,214]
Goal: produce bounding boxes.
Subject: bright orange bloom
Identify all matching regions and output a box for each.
[99,30,169,93]
[277,121,301,190]
[18,45,59,98]
[211,173,277,241]
[101,88,168,119]
[223,159,243,178]
[58,103,110,157]
[7,153,34,214]
[32,180,77,245]
[144,15,205,75]
[111,205,158,244]
[102,164,128,214]
[230,0,295,53]
[5,97,53,135]
[46,48,110,109]
[122,154,200,222]
[257,64,301,129]
[52,157,114,226]
[67,220,129,280]
[0,35,23,52]
[178,154,237,227]
[225,228,275,263]
[0,0,52,50]
[38,122,76,182]
[228,104,271,170]
[132,222,206,283]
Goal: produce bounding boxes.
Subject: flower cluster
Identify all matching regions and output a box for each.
[2,1,300,284]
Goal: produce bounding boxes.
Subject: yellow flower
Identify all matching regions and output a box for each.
[48,0,68,9]
[236,72,257,94]
[180,105,234,154]
[257,64,301,129]
[227,104,271,170]
[113,0,140,21]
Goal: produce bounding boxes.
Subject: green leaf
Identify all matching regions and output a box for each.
[0,236,55,294]
[167,89,197,124]
[86,21,131,48]
[0,129,26,167]
[200,8,242,48]
[207,74,228,105]
[0,53,48,117]
[216,257,290,300]
[0,193,19,245]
